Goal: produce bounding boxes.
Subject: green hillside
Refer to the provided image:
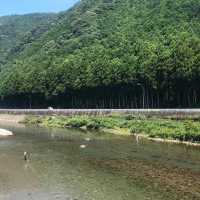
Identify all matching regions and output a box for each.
[0,13,57,66]
[0,0,199,108]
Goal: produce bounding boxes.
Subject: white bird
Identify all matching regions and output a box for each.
[136,135,139,144]
[48,107,54,111]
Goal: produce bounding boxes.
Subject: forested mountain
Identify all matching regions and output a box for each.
[0,0,199,108]
[0,13,57,66]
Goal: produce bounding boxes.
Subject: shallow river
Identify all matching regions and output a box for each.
[0,124,199,200]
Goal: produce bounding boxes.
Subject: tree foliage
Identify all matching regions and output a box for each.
[0,0,199,108]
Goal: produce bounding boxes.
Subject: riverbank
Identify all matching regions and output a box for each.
[23,115,200,146]
[0,114,25,124]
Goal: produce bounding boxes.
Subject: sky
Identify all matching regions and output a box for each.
[0,0,79,16]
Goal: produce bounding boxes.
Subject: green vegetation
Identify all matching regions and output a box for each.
[24,115,200,142]
[0,13,57,66]
[0,0,199,108]
[130,119,200,141]
[23,115,122,130]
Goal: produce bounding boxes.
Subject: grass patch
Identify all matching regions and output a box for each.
[23,115,200,142]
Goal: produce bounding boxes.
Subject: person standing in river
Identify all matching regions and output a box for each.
[23,151,30,161]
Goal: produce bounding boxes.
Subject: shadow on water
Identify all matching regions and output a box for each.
[0,123,199,200]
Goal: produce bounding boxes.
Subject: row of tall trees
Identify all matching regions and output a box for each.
[0,0,199,108]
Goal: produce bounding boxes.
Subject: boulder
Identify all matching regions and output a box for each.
[0,128,13,136]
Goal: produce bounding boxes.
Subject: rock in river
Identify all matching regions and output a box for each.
[0,128,13,136]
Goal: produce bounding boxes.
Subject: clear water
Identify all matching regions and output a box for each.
[0,124,199,200]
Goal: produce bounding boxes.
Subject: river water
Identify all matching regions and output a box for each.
[0,124,199,200]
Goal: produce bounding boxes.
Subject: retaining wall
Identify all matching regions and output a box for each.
[1,109,200,118]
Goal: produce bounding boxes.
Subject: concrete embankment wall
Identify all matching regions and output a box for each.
[1,109,200,119]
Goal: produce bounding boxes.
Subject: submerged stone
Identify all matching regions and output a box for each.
[80,144,86,149]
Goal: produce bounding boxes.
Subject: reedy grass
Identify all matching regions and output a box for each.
[23,115,200,142]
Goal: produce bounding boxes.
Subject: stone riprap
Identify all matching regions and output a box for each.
[0,109,200,119]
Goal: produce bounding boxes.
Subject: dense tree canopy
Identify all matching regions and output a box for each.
[0,13,57,66]
[0,0,199,108]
